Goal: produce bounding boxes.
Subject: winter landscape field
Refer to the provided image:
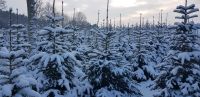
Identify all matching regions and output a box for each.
[0,0,200,97]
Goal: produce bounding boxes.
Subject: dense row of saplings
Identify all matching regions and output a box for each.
[0,1,200,97]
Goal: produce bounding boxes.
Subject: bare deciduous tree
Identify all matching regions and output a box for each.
[75,12,87,23]
[35,0,43,18]
[0,0,6,10]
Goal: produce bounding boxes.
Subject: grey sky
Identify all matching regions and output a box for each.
[6,0,200,25]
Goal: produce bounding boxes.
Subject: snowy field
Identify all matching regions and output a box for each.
[0,0,200,97]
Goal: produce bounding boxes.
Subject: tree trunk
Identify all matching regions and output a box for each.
[26,0,36,51]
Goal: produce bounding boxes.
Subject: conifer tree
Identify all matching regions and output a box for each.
[30,1,91,96]
[86,1,141,96]
[130,14,157,82]
[0,8,40,97]
[153,1,200,96]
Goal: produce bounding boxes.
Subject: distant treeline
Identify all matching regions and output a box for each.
[0,10,28,28]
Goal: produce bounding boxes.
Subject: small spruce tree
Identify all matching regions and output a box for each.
[153,0,200,97]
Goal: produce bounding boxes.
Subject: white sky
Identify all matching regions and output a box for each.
[5,0,200,25]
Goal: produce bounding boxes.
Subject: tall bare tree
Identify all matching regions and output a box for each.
[75,12,87,23]
[106,0,109,32]
[26,0,36,49]
[35,0,43,18]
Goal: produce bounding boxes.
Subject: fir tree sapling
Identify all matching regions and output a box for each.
[0,31,4,47]
[131,14,157,82]
[153,0,200,97]
[0,8,40,97]
[30,0,91,96]
[87,1,141,96]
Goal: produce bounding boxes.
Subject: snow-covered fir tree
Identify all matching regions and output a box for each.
[153,1,200,97]
[29,1,91,96]
[153,19,170,64]
[0,30,4,47]
[86,28,142,97]
[86,3,141,95]
[0,8,40,97]
[131,15,157,82]
[11,24,31,52]
[0,47,40,97]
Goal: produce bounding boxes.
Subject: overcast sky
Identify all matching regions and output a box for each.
[6,0,200,25]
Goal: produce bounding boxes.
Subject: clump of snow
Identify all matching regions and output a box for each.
[178,52,190,64]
